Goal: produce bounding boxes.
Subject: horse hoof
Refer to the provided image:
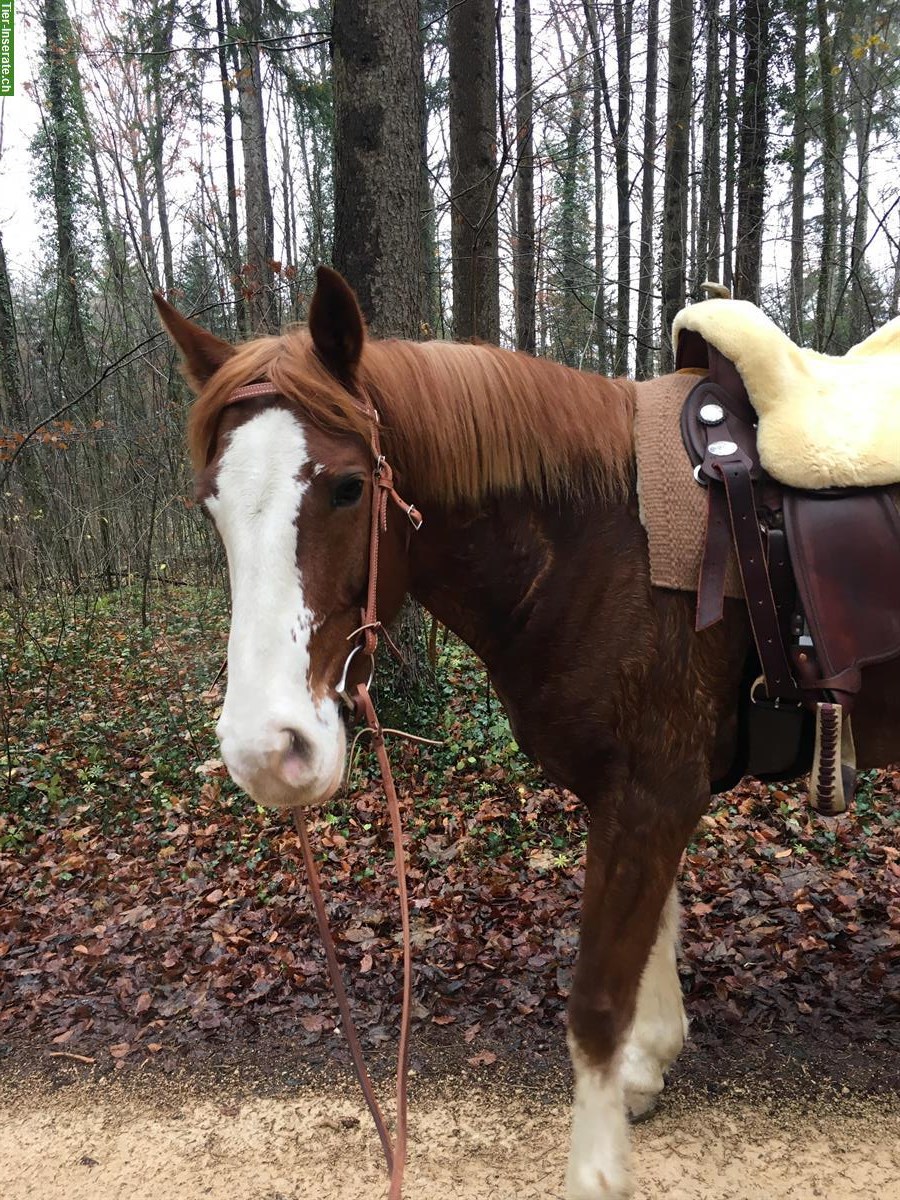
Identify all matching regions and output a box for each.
[626,1090,660,1123]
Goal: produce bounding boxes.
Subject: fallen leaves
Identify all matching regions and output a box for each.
[467,1050,497,1067]
[1,595,898,1072]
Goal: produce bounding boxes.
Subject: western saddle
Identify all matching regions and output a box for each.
[676,300,900,813]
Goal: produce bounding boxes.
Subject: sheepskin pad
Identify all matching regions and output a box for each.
[672,299,900,489]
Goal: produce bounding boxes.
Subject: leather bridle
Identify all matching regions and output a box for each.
[222,379,422,1198]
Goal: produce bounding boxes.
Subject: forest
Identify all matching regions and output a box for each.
[1,5,899,1195]
[0,0,898,591]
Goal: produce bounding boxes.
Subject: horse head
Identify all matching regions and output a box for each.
[156,268,409,809]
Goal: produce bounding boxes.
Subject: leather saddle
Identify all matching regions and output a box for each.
[678,330,900,813]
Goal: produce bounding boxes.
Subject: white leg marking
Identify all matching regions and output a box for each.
[621,884,688,1119]
[566,1033,632,1200]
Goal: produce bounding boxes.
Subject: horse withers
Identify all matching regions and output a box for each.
[156,268,900,1200]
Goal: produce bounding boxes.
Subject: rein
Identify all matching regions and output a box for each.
[225,379,422,1199]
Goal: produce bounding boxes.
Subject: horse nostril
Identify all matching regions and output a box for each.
[285,729,310,761]
[277,728,314,789]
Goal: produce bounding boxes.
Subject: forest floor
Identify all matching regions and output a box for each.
[1,587,899,1197]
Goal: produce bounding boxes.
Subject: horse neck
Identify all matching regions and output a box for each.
[365,340,636,670]
[363,338,635,518]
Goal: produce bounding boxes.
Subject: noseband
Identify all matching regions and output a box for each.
[222,378,422,1199]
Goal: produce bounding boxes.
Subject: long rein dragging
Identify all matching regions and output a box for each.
[226,380,424,1200]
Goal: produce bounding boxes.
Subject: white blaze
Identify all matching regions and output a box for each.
[206,408,345,808]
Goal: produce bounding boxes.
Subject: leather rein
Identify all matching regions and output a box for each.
[223,380,423,1199]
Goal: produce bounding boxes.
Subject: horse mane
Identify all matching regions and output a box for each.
[189,331,635,506]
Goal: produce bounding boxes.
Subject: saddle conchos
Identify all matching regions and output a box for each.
[675,299,900,814]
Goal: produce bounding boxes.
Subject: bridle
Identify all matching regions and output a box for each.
[221,379,422,1199]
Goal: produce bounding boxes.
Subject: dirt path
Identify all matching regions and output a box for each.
[1,1070,898,1200]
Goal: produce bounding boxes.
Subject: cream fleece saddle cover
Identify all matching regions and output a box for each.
[672,299,900,489]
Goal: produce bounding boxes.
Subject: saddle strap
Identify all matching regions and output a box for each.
[696,481,733,630]
[716,458,798,699]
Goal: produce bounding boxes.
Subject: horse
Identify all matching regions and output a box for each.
[155,267,900,1199]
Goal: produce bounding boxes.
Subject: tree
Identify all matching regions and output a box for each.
[696,0,722,292]
[514,0,536,353]
[0,233,24,425]
[814,0,840,349]
[448,0,500,343]
[37,0,92,395]
[733,0,771,303]
[722,0,738,290]
[332,0,425,337]
[585,0,634,374]
[635,0,660,379]
[660,0,692,369]
[237,0,276,332]
[788,0,808,341]
[215,0,245,329]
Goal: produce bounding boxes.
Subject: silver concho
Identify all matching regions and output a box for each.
[698,402,725,426]
[708,439,738,457]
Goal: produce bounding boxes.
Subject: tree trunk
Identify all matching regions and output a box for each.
[41,0,91,393]
[815,0,839,350]
[722,0,738,291]
[733,0,770,303]
[448,0,500,343]
[586,6,609,371]
[788,0,807,341]
[237,0,276,333]
[514,0,536,353]
[848,66,873,339]
[147,7,177,298]
[585,0,631,373]
[558,51,589,368]
[613,0,633,372]
[333,0,424,338]
[697,0,721,291]
[660,0,692,369]
[635,0,659,379]
[216,0,245,331]
[421,157,442,337]
[276,84,296,312]
[0,232,24,425]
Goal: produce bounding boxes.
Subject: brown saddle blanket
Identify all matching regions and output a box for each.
[634,372,742,598]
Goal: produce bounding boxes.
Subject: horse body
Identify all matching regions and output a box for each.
[157,268,899,1200]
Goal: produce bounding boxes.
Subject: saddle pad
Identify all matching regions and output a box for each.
[634,372,742,598]
[672,299,900,489]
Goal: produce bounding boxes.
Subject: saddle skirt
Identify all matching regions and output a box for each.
[673,299,900,489]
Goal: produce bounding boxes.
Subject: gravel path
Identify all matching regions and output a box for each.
[1,1071,898,1199]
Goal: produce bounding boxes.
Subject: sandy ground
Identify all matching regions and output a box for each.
[1,1069,899,1200]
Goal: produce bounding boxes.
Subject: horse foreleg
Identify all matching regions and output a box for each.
[565,778,702,1200]
[620,884,687,1119]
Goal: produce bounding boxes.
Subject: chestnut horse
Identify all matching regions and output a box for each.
[156,268,900,1199]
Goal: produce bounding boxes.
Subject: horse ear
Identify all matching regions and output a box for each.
[154,293,235,391]
[308,266,365,376]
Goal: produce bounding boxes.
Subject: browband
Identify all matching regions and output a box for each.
[224,382,283,404]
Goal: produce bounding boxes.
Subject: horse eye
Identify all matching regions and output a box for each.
[331,476,365,508]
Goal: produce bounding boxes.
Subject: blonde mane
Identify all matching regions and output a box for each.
[189,331,635,506]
